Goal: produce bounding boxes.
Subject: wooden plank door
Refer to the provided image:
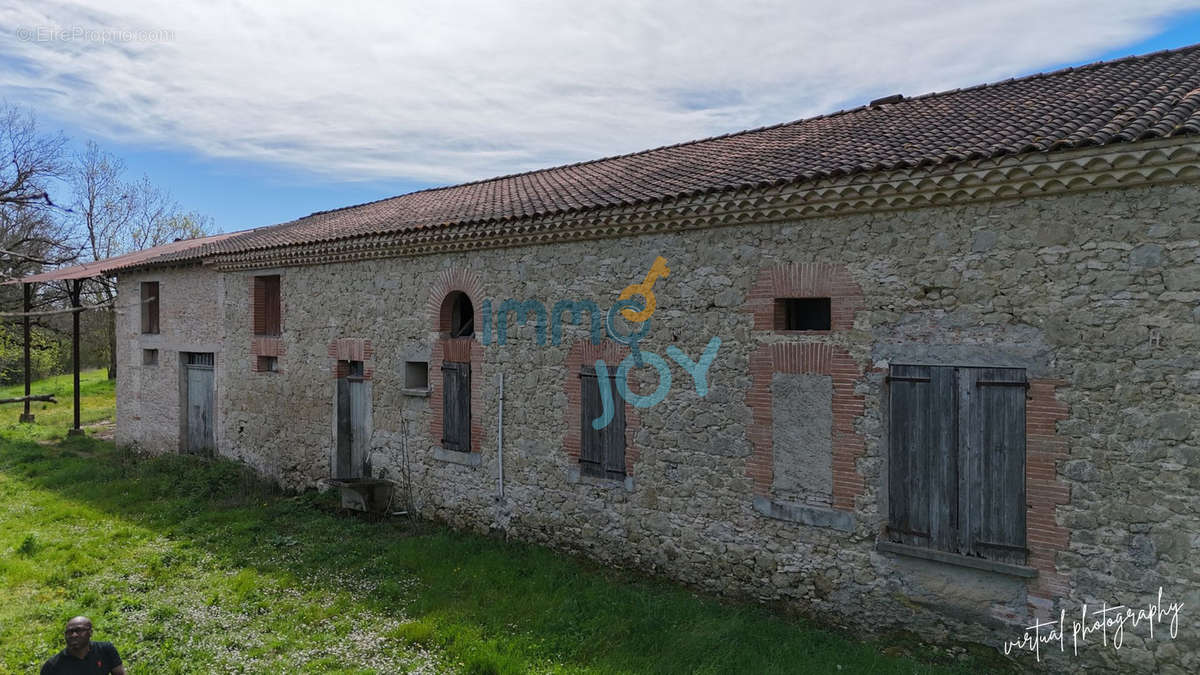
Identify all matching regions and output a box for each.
[336,361,369,478]
[184,352,215,455]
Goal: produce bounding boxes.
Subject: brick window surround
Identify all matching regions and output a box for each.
[747,342,866,510]
[562,340,642,478]
[1025,379,1071,605]
[250,274,285,372]
[744,263,867,513]
[745,262,864,333]
[328,338,375,379]
[428,268,485,454]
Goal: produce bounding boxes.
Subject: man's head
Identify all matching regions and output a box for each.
[63,616,92,650]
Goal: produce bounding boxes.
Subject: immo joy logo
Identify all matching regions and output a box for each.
[479,256,721,429]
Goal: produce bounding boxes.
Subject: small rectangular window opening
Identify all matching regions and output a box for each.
[142,349,158,366]
[257,355,278,372]
[776,298,831,330]
[405,361,429,390]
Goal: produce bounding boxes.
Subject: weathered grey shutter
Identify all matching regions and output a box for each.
[965,367,1027,564]
[888,364,956,550]
[602,376,627,479]
[579,367,604,477]
[336,369,352,477]
[349,361,369,477]
[580,367,626,479]
[442,361,471,451]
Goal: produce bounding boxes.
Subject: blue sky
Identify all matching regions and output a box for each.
[3,2,1200,234]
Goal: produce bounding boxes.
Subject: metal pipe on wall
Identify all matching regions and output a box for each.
[497,372,505,500]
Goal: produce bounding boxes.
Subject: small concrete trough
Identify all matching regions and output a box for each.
[328,478,394,514]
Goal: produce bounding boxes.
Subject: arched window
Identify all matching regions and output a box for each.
[439,290,474,451]
[446,291,474,338]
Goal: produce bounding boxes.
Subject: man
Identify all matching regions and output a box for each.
[40,616,126,675]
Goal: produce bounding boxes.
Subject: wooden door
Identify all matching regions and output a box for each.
[336,361,369,478]
[183,352,215,455]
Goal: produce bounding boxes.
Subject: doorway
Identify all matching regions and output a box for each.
[335,360,370,478]
[181,352,215,455]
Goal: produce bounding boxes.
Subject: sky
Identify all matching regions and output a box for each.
[2,1,1200,234]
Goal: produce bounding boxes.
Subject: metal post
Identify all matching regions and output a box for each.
[497,372,505,501]
[68,280,83,436]
[20,282,34,423]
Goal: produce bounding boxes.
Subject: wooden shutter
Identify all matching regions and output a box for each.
[890,364,1028,563]
[336,372,352,477]
[965,367,1027,564]
[602,376,627,479]
[580,367,626,479]
[335,361,368,478]
[254,275,281,336]
[263,276,281,335]
[579,367,603,477]
[888,364,956,551]
[141,282,159,334]
[442,361,471,451]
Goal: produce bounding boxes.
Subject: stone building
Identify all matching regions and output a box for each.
[109,46,1200,671]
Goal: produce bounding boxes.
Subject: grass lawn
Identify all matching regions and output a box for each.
[0,374,1014,674]
[0,369,116,442]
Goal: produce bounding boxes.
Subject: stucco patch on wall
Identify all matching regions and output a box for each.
[771,373,833,505]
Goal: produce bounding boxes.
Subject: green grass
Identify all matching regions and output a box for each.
[0,369,115,442]
[0,375,1016,674]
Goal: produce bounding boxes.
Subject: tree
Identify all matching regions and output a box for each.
[69,141,213,378]
[0,103,76,282]
[0,103,77,385]
[0,106,214,383]
[0,103,67,212]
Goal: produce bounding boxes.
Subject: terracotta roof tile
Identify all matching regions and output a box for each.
[15,232,240,282]
[196,44,1200,257]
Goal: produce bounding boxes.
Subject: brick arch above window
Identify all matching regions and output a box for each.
[426,267,485,335]
[744,262,864,332]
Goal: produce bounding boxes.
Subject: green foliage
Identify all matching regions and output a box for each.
[0,369,114,441]
[0,373,1014,674]
[0,324,67,386]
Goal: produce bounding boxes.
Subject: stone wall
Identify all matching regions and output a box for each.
[115,265,226,452]
[119,182,1200,672]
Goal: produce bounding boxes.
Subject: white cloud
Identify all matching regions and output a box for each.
[1,0,1196,184]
